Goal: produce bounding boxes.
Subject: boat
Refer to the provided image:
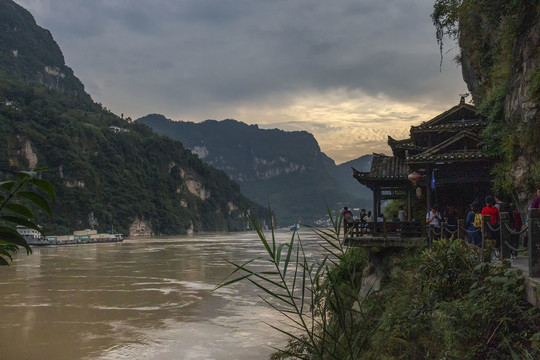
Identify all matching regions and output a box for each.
[290,224,300,231]
[16,226,123,246]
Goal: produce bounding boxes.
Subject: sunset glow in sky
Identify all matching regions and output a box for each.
[16,0,467,164]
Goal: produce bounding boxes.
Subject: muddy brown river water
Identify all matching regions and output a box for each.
[0,229,325,360]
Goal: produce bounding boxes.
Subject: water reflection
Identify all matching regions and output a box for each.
[0,229,325,359]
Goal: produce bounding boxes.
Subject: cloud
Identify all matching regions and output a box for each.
[15,0,468,163]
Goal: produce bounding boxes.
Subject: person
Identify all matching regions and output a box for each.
[465,202,482,246]
[426,204,441,240]
[510,203,523,258]
[342,207,355,233]
[495,195,513,222]
[397,206,407,222]
[530,187,540,209]
[366,211,373,222]
[482,196,500,256]
[365,210,373,234]
[444,206,458,240]
[525,187,540,227]
[359,209,368,235]
[426,204,441,227]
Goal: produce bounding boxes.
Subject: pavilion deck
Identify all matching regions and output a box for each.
[343,221,425,248]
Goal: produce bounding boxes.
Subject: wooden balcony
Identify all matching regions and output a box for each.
[343,220,425,248]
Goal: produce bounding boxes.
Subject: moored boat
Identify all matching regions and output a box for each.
[16,226,123,246]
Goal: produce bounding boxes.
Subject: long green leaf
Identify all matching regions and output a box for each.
[4,203,34,219]
[0,181,15,191]
[249,214,274,259]
[275,242,289,266]
[283,231,295,278]
[16,191,52,215]
[0,216,44,235]
[0,227,31,254]
[28,178,56,202]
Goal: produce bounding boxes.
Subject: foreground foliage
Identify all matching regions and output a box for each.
[0,169,55,265]
[221,213,540,359]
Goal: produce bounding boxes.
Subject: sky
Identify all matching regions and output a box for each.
[15,0,467,164]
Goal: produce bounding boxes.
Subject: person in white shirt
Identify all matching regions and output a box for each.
[426,205,441,227]
[398,206,407,222]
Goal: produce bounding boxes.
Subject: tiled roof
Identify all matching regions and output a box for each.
[410,119,486,132]
[406,150,486,163]
[405,131,486,163]
[353,153,410,182]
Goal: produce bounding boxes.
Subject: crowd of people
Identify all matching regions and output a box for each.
[427,192,536,259]
[343,186,540,258]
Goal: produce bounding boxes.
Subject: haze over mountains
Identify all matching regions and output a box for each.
[137,114,372,225]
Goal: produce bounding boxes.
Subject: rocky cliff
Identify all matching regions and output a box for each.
[434,1,540,203]
[137,114,372,225]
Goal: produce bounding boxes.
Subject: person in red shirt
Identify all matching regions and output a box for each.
[482,195,500,249]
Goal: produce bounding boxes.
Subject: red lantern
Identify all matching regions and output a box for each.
[408,172,422,184]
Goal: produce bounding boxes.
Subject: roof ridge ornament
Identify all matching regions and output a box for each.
[459,93,470,104]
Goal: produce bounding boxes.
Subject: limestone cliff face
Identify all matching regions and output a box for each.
[457,2,540,202]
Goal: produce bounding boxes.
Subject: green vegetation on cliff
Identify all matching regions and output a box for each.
[137,114,371,226]
[0,74,265,235]
[0,0,267,236]
[225,220,540,359]
[432,0,540,199]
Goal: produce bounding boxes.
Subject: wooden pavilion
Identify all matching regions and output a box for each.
[353,97,494,222]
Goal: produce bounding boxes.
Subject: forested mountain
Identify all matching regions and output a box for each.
[137,114,372,225]
[0,0,266,236]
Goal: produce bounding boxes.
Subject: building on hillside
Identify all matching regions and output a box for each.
[352,96,494,222]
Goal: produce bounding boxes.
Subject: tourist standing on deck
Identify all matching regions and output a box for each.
[426,204,441,240]
[465,202,482,246]
[525,187,540,227]
[510,203,523,258]
[342,207,355,233]
[482,196,500,249]
[398,206,407,222]
[530,187,540,209]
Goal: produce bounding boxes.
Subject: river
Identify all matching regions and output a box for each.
[0,229,327,360]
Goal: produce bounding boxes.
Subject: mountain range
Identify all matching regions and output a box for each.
[0,0,267,235]
[137,114,372,225]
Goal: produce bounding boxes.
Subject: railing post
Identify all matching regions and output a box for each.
[441,223,446,240]
[528,208,540,277]
[482,215,491,261]
[499,212,511,260]
[457,219,465,240]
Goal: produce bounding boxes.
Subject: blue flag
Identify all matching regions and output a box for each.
[431,170,436,190]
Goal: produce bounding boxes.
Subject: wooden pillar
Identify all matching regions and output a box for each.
[528,208,540,277]
[373,187,379,225]
[425,165,432,211]
[499,212,511,260]
[407,188,412,222]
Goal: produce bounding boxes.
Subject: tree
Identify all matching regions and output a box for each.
[0,169,55,265]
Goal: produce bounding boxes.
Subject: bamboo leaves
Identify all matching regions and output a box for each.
[217,208,372,359]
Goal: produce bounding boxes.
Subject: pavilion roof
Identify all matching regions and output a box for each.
[410,103,486,133]
[353,153,410,185]
[406,131,487,164]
